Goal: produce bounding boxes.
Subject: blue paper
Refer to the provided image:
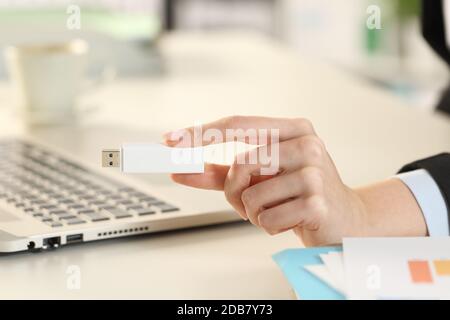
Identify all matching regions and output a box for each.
[273,247,345,300]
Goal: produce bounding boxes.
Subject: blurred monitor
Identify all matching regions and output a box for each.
[0,0,164,77]
[170,0,277,35]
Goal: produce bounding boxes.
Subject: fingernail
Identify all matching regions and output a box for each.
[163,131,181,141]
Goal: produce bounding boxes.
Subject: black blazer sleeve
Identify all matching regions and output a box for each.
[398,153,450,229]
[421,0,450,114]
[422,0,450,66]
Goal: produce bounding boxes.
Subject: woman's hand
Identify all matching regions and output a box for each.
[164,116,427,246]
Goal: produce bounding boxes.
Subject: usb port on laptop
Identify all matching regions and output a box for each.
[66,234,83,244]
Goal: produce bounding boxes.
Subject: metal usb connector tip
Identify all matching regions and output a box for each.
[102,149,120,168]
[101,144,204,173]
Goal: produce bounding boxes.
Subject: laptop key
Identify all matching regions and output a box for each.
[67,204,85,210]
[118,187,134,193]
[49,222,63,227]
[83,212,110,222]
[127,192,149,200]
[116,200,134,206]
[43,192,59,199]
[40,204,58,211]
[79,195,96,201]
[138,196,157,203]
[142,199,165,206]
[108,194,124,201]
[66,218,86,225]
[96,189,113,196]
[76,209,95,215]
[23,195,38,201]
[126,204,144,211]
[49,210,68,215]
[58,214,78,220]
[94,204,115,211]
[154,203,180,213]
[102,208,132,219]
[58,198,75,204]
[87,200,106,206]
[72,189,87,196]
[133,208,156,216]
[6,197,17,204]
[30,199,47,206]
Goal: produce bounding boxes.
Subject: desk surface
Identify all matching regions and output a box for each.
[0,32,449,299]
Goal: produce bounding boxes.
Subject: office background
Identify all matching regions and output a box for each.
[0,0,447,112]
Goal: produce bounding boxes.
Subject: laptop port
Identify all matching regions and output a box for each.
[27,241,35,250]
[66,234,83,244]
[43,237,61,249]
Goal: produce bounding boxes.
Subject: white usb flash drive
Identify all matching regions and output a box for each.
[102,143,204,174]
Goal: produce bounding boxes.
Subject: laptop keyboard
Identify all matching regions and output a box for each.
[0,139,179,228]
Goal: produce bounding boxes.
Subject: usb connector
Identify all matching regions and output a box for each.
[102,150,120,168]
[101,144,204,174]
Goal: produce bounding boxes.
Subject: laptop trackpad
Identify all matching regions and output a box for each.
[0,208,20,222]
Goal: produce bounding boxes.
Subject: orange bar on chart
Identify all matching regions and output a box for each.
[408,260,433,283]
[433,260,450,276]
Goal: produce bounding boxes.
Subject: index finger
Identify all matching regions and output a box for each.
[163,116,315,147]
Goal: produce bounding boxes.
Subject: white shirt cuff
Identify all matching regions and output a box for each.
[396,169,449,237]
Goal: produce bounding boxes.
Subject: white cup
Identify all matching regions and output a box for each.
[4,39,90,126]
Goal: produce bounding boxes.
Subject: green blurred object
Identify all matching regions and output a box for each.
[396,0,420,58]
[397,0,420,20]
[363,0,420,56]
[84,11,160,39]
[0,8,160,40]
[365,27,381,54]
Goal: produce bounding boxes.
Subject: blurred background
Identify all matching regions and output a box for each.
[0,0,447,111]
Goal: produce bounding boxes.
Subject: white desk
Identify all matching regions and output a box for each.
[0,32,449,299]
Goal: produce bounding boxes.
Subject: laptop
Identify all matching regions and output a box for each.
[0,130,238,253]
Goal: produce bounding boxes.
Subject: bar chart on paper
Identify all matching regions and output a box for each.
[343,238,450,300]
[408,259,450,284]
